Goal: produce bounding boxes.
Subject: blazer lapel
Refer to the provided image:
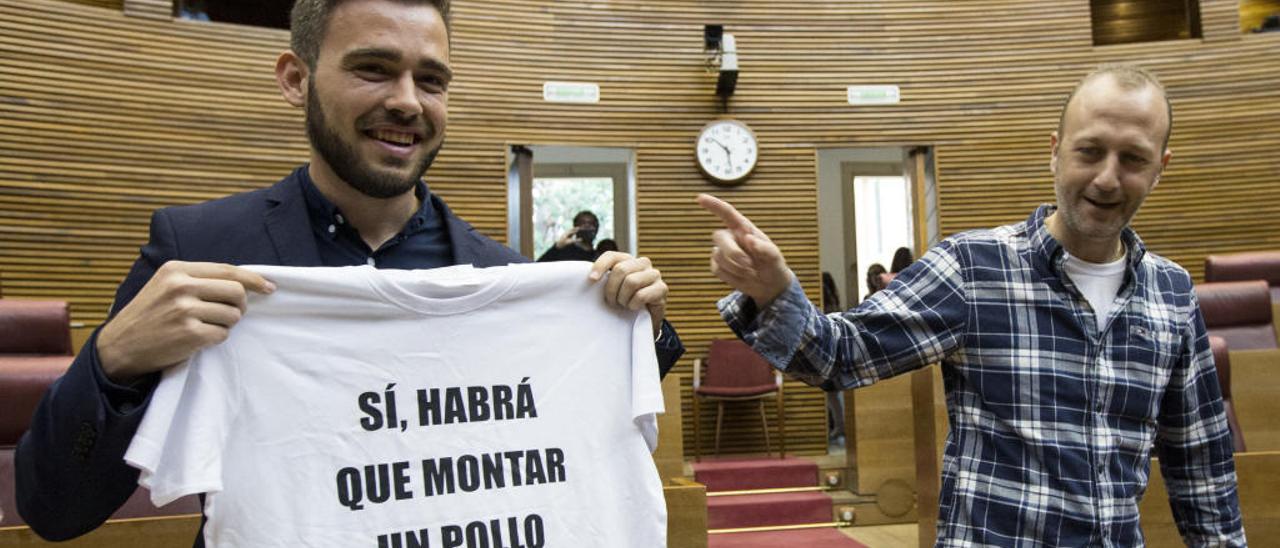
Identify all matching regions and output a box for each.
[263,170,323,267]
[436,194,519,268]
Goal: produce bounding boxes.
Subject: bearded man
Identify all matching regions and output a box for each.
[15,0,682,543]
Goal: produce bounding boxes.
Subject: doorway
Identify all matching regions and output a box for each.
[816,146,937,311]
[507,145,636,259]
[815,145,938,511]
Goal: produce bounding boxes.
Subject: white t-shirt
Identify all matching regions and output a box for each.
[1062,252,1127,333]
[125,262,666,548]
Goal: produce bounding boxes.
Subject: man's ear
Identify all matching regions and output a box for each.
[276,51,308,108]
[1049,131,1060,175]
[1152,148,1173,190]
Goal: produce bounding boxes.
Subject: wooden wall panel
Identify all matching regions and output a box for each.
[123,0,170,20]
[1090,0,1200,45]
[1202,0,1245,40]
[63,0,121,10]
[2,0,1279,457]
[1241,0,1280,31]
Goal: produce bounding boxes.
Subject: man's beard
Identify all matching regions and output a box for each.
[305,81,441,199]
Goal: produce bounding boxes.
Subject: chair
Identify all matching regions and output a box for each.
[0,299,201,528]
[1194,280,1277,350]
[0,299,75,527]
[0,300,73,361]
[1205,251,1280,302]
[692,339,785,459]
[1209,336,1246,453]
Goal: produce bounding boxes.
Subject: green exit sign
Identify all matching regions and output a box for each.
[847,85,901,105]
[543,82,600,104]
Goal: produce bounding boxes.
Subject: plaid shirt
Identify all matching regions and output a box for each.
[720,205,1244,547]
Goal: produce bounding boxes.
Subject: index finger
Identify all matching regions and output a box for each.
[696,193,758,234]
[588,251,630,281]
[181,262,277,294]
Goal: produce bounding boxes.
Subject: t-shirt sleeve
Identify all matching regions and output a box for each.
[124,342,239,507]
[630,309,664,453]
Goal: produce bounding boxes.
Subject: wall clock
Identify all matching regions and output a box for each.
[696,119,757,185]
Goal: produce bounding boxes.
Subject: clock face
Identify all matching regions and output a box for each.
[697,119,757,184]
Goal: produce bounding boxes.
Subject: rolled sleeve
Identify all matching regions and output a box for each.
[718,279,812,370]
[720,240,968,391]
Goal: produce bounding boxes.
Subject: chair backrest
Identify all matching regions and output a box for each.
[1205,251,1280,301]
[1209,335,1246,453]
[1195,280,1277,350]
[704,339,776,390]
[0,357,73,527]
[0,358,202,528]
[0,359,71,448]
[0,300,72,356]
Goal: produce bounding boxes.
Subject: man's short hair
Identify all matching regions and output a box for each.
[572,210,599,227]
[290,0,452,70]
[1057,63,1173,151]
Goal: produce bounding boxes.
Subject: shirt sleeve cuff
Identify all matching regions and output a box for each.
[87,328,157,415]
[717,279,812,370]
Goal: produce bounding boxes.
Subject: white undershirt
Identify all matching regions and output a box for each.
[1062,252,1127,332]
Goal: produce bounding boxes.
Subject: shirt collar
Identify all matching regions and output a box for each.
[297,164,435,241]
[1026,204,1148,279]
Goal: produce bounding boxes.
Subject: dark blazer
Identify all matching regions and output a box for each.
[15,168,682,543]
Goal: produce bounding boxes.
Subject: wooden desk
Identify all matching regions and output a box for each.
[654,373,687,482]
[1229,349,1280,452]
[1139,451,1280,544]
[0,514,201,547]
[665,477,708,548]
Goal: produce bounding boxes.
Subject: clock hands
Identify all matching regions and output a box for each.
[698,120,755,183]
[709,137,733,164]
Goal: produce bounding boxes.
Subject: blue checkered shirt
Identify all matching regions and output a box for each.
[719,205,1244,547]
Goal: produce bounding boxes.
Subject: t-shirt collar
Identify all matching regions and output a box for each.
[1026,203,1147,279]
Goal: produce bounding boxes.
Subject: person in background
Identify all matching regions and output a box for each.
[863,262,887,301]
[596,238,619,254]
[889,246,914,274]
[176,0,211,21]
[538,210,601,262]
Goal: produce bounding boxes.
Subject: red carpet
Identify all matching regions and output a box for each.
[707,491,833,529]
[693,457,819,492]
[695,455,849,544]
[708,528,870,548]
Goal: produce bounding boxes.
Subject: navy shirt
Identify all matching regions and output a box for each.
[298,167,454,269]
[94,168,457,409]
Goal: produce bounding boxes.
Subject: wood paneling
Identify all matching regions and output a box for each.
[2,0,1279,457]
[1139,451,1280,544]
[1230,349,1280,452]
[0,514,200,546]
[1241,0,1280,31]
[1202,0,1245,40]
[1090,0,1201,45]
[123,0,170,20]
[62,0,121,10]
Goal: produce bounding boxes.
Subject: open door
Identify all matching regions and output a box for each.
[507,145,635,260]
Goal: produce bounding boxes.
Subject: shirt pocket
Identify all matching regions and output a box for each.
[1111,321,1180,424]
[1118,321,1180,376]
